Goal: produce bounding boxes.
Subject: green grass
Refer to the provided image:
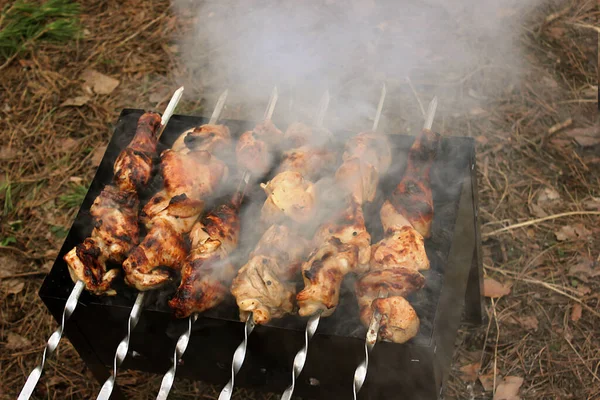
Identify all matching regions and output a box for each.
[59,183,88,209]
[0,177,14,216]
[0,0,81,61]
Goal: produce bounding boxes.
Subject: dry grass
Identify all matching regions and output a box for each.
[0,0,598,399]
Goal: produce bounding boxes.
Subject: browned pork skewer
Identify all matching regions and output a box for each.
[122,92,231,292]
[296,131,392,318]
[356,126,440,343]
[231,118,336,325]
[64,112,162,295]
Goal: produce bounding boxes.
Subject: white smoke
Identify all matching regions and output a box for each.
[171,0,545,130]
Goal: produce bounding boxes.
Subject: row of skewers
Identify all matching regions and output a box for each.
[18,85,441,400]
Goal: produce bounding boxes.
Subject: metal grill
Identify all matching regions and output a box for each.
[36,97,483,400]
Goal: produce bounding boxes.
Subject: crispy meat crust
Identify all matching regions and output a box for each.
[169,202,240,318]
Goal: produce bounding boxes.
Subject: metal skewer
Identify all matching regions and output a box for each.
[219,89,330,400]
[157,87,278,400]
[281,84,385,400]
[352,95,437,400]
[17,86,184,400]
[95,89,228,400]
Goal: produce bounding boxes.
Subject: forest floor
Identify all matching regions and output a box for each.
[0,0,598,399]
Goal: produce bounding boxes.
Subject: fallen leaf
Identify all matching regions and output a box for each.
[81,69,120,95]
[90,145,107,166]
[6,332,31,350]
[60,137,79,152]
[570,304,582,322]
[470,107,488,116]
[0,146,16,161]
[583,197,600,210]
[483,278,511,298]
[47,376,64,386]
[537,187,560,207]
[475,135,489,145]
[516,315,539,331]
[546,26,566,39]
[540,76,559,89]
[576,285,591,295]
[2,279,24,295]
[565,126,600,147]
[479,373,497,392]
[459,362,481,382]
[60,95,91,107]
[493,376,524,400]
[568,258,600,282]
[529,203,547,218]
[69,176,83,184]
[555,224,591,241]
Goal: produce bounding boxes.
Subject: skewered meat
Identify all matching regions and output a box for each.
[123,125,231,291]
[335,131,392,204]
[113,113,162,192]
[64,186,139,295]
[142,149,228,222]
[335,157,379,204]
[389,129,440,238]
[171,124,231,155]
[276,146,336,181]
[295,128,392,317]
[236,120,283,176]
[64,112,161,295]
[355,128,440,343]
[282,122,332,148]
[231,224,308,324]
[122,194,203,291]
[169,200,241,318]
[297,196,371,317]
[343,131,392,175]
[361,296,420,343]
[260,171,316,226]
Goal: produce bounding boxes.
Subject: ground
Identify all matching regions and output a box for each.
[0,0,598,399]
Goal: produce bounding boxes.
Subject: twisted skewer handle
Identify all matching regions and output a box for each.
[218,316,255,400]
[18,280,85,400]
[96,292,145,400]
[352,300,384,400]
[156,313,198,400]
[281,312,321,400]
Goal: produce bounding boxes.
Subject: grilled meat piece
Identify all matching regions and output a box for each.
[113,112,162,192]
[335,157,379,204]
[169,201,241,318]
[276,146,336,181]
[171,124,231,155]
[354,128,440,343]
[336,131,392,203]
[64,112,161,295]
[140,149,227,221]
[283,122,332,148]
[260,170,316,226]
[343,131,392,175]
[64,186,139,295]
[236,120,283,176]
[359,296,420,344]
[389,128,440,238]
[296,196,371,317]
[124,126,231,291]
[231,224,308,324]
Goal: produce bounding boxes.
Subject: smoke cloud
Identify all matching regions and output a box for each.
[172,0,544,130]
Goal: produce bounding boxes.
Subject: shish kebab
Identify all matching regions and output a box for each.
[352,97,440,399]
[218,91,334,400]
[17,87,184,400]
[155,87,281,400]
[280,84,390,400]
[95,90,230,400]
